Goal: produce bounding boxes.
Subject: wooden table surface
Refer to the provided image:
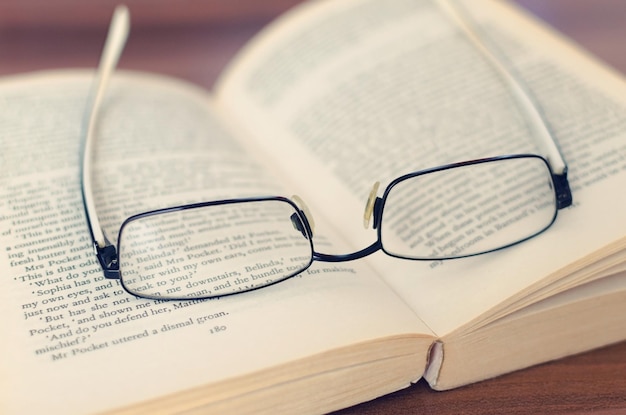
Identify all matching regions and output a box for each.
[1,1,625,414]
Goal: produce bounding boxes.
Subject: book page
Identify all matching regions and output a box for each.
[0,71,433,414]
[431,271,626,389]
[215,0,626,336]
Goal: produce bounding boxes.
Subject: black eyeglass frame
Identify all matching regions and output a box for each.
[80,4,572,298]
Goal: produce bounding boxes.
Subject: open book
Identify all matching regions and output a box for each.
[1,0,625,413]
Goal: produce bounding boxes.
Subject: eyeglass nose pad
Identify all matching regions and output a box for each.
[363,181,380,229]
[291,195,315,236]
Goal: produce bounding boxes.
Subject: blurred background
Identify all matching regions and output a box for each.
[0,0,624,89]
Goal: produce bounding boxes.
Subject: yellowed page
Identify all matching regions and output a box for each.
[215,0,626,337]
[0,71,432,414]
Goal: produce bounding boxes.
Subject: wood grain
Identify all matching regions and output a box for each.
[1,1,625,413]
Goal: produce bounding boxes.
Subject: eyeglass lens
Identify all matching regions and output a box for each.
[379,156,557,259]
[117,199,313,299]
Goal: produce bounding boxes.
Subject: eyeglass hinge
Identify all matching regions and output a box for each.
[552,172,573,209]
[94,242,120,279]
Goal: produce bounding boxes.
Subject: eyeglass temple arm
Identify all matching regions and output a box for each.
[438,0,572,209]
[80,5,129,275]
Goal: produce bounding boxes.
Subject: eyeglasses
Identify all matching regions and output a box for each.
[81,5,572,301]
